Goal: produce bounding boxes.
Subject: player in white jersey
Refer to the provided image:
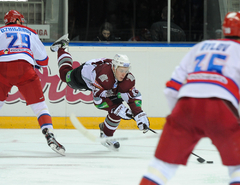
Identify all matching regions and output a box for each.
[0,10,65,156]
[139,12,240,185]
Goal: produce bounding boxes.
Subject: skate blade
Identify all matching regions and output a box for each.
[50,45,61,52]
[50,143,66,156]
[100,142,119,152]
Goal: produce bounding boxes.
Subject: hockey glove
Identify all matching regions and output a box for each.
[112,104,132,120]
[135,112,149,133]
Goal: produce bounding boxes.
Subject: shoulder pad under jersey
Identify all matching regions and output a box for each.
[118,73,135,92]
[95,64,115,89]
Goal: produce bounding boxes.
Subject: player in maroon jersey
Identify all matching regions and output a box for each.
[51,34,150,150]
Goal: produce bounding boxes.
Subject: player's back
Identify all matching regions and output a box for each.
[178,39,240,109]
[0,24,48,66]
[0,24,33,49]
[81,58,114,90]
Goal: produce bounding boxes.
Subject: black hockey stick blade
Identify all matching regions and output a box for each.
[191,152,205,163]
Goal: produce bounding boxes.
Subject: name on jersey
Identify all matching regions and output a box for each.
[0,27,31,35]
[188,72,228,84]
[10,48,33,54]
[200,43,230,51]
[187,71,239,102]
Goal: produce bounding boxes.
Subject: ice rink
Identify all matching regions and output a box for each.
[0,129,229,185]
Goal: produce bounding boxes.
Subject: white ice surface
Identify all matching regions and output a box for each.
[0,129,228,185]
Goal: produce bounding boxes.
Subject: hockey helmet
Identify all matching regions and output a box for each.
[112,54,131,69]
[4,10,25,25]
[222,12,240,37]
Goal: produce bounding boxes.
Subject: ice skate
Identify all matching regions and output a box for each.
[50,33,69,52]
[42,128,66,156]
[99,122,120,151]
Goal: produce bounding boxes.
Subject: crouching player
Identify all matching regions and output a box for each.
[50,34,150,151]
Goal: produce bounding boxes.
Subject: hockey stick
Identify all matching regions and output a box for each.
[191,152,205,163]
[130,114,157,134]
[70,113,160,143]
[149,129,214,163]
[70,113,98,142]
[70,113,212,163]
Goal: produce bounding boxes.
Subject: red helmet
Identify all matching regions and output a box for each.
[4,10,25,25]
[222,12,240,37]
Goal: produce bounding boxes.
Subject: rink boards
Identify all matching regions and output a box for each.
[0,116,166,129]
[0,43,193,129]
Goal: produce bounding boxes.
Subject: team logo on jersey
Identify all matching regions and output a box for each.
[105,89,114,97]
[95,102,109,109]
[135,100,142,107]
[98,74,108,82]
[66,70,73,82]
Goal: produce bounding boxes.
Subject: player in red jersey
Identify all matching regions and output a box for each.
[0,10,65,156]
[51,34,150,150]
[139,12,240,185]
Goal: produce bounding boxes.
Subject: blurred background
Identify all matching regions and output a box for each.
[0,0,237,42]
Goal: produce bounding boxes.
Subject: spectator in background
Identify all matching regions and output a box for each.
[129,28,152,41]
[94,22,117,41]
[150,6,186,42]
[215,29,223,39]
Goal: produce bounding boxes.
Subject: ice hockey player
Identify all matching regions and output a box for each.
[0,10,65,156]
[50,34,150,151]
[139,11,240,185]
